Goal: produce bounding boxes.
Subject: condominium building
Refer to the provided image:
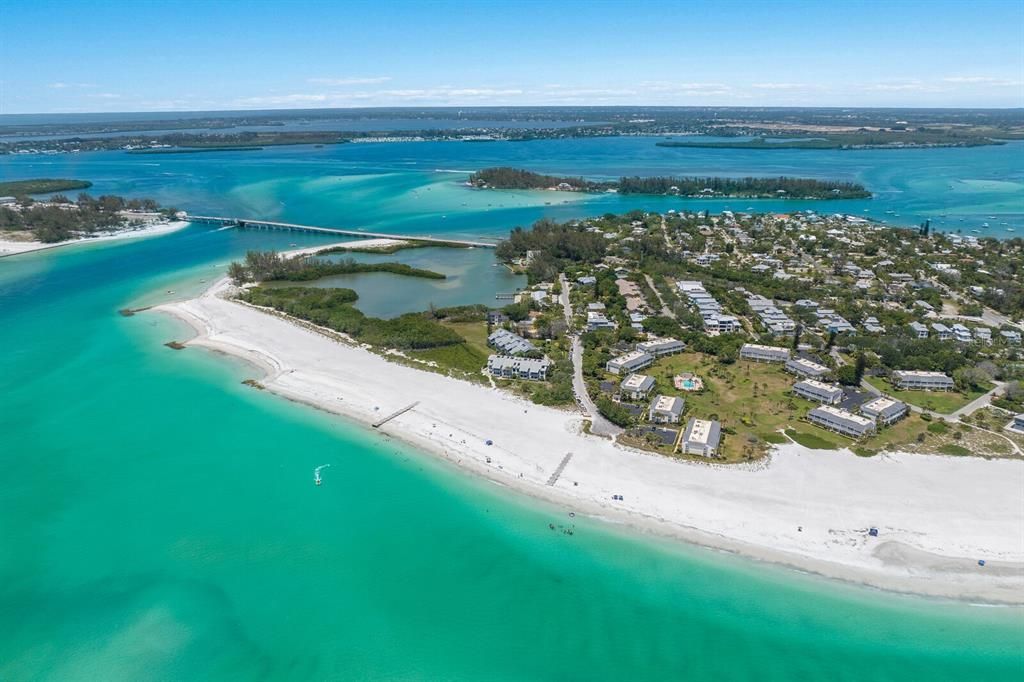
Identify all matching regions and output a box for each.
[860,397,908,425]
[785,357,831,379]
[606,350,655,375]
[636,337,686,357]
[648,395,685,424]
[740,343,791,363]
[680,417,721,457]
[487,328,536,356]
[892,370,955,391]
[807,405,877,438]
[486,355,551,381]
[793,379,844,405]
[620,373,655,400]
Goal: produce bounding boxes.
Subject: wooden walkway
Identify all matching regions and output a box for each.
[185,214,497,248]
[546,452,574,486]
[373,401,420,428]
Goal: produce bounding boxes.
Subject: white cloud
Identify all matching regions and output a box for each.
[942,76,1019,86]
[751,82,814,90]
[234,93,329,105]
[307,76,392,86]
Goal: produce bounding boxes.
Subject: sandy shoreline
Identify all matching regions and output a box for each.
[0,220,191,258]
[154,277,1024,605]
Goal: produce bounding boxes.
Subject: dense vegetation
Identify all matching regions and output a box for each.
[227,251,445,283]
[0,192,166,242]
[496,218,609,282]
[469,167,609,191]
[470,167,870,198]
[239,285,465,350]
[0,178,92,196]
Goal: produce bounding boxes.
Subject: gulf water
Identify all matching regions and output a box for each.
[1,139,1022,680]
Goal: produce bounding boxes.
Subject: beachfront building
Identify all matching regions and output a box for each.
[892,370,955,391]
[860,397,909,426]
[952,324,973,344]
[636,337,686,357]
[1013,413,1024,432]
[740,343,791,363]
[620,373,655,401]
[648,395,685,424]
[785,357,831,380]
[487,328,536,356]
[486,355,551,381]
[606,350,655,375]
[807,405,877,438]
[793,379,844,405]
[680,417,721,457]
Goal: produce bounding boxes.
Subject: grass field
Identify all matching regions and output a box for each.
[617,351,847,461]
[863,376,987,414]
[408,320,490,380]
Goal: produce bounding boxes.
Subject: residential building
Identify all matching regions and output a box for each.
[486,355,550,381]
[740,344,791,363]
[586,311,616,331]
[606,350,655,375]
[636,337,686,357]
[807,405,877,438]
[680,417,721,457]
[785,357,831,379]
[931,323,952,341]
[892,370,955,391]
[951,324,973,343]
[974,327,992,344]
[909,322,929,339]
[793,379,844,405]
[576,275,597,285]
[1013,413,1024,431]
[620,374,655,400]
[648,395,685,424]
[487,329,536,356]
[1001,330,1022,344]
[860,397,908,425]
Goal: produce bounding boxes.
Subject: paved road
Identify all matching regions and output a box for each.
[559,273,623,438]
[862,377,1004,420]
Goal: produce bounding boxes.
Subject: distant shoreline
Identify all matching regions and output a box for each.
[0,219,190,258]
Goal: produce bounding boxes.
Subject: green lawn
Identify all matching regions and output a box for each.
[407,320,490,379]
[625,351,831,461]
[863,376,988,414]
[784,427,841,450]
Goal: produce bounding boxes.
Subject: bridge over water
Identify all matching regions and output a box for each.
[186,214,498,248]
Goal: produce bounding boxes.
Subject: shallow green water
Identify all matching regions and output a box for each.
[1,145,1023,679]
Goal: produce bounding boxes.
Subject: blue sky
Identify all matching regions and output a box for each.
[2,0,1022,113]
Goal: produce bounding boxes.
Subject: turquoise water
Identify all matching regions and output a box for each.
[2,136,1022,237]
[1,143,1023,679]
[311,246,525,318]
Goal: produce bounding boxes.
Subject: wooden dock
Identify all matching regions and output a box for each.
[185,214,497,248]
[373,401,420,428]
[546,452,574,486]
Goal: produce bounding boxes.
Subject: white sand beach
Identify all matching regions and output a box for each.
[0,220,190,258]
[157,278,1024,604]
[286,238,410,258]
